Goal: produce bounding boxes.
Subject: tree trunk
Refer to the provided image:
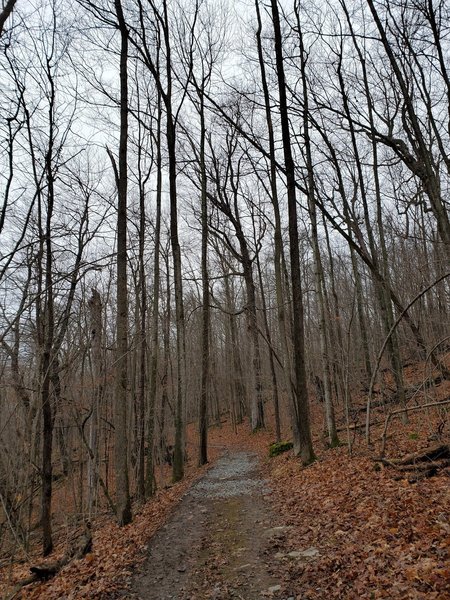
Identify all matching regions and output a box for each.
[255,244,281,442]
[87,288,103,516]
[146,93,163,497]
[223,260,247,424]
[198,92,209,465]
[40,57,57,556]
[113,0,132,526]
[270,0,314,464]
[295,13,339,447]
[255,0,293,438]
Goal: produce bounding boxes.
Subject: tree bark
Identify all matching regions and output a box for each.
[113,0,132,526]
[198,91,209,465]
[146,93,163,497]
[295,9,339,447]
[270,0,314,464]
[87,288,103,516]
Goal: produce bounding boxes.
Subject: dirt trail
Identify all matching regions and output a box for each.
[131,451,292,600]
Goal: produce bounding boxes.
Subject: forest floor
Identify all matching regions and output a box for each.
[1,359,449,599]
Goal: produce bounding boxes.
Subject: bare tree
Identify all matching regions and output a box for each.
[207,129,265,432]
[269,0,314,464]
[110,0,132,526]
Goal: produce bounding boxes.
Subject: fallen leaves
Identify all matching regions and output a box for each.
[1,368,448,599]
[260,435,449,599]
[0,454,217,599]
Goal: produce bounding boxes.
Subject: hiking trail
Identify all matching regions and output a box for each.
[130,451,295,600]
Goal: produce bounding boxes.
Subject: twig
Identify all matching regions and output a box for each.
[380,399,450,456]
[366,272,450,444]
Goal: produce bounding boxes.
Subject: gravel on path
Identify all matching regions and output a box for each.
[130,451,292,600]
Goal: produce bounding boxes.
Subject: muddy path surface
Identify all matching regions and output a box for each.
[130,451,294,600]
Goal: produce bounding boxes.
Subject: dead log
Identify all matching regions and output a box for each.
[374,445,449,467]
[393,463,449,483]
[387,444,449,466]
[336,420,383,433]
[380,458,450,472]
[29,528,92,581]
[30,560,63,581]
[353,399,385,413]
[6,525,92,598]
[375,445,450,483]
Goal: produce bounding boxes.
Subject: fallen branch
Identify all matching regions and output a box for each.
[366,272,450,444]
[380,399,450,456]
[379,458,450,472]
[336,420,383,433]
[6,525,92,598]
[392,462,450,483]
[385,444,450,466]
[376,447,450,484]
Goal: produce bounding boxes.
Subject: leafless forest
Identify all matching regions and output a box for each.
[0,0,448,572]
